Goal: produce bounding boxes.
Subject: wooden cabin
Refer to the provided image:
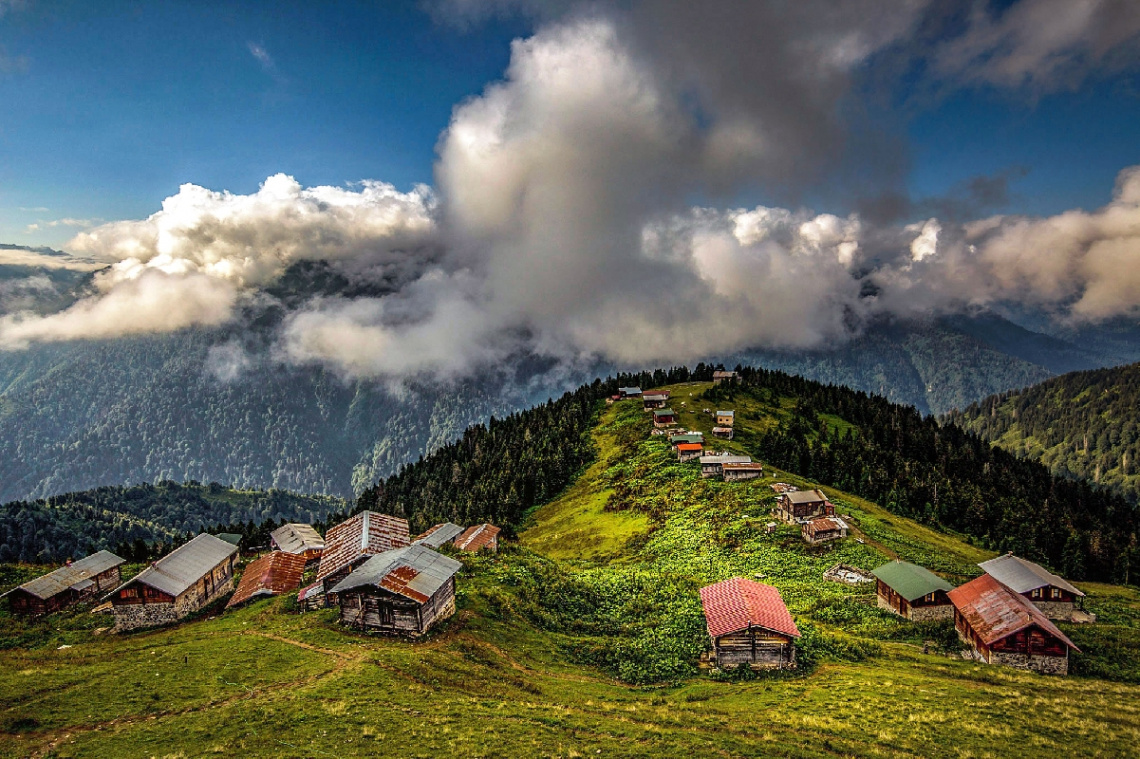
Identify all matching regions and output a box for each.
[801,516,848,545]
[297,581,326,611]
[642,392,670,410]
[871,560,955,621]
[699,454,752,478]
[617,387,642,399]
[107,534,238,631]
[332,545,462,637]
[700,577,799,669]
[978,553,1085,620]
[414,522,466,549]
[315,511,411,600]
[712,370,739,385]
[716,410,735,427]
[226,551,307,609]
[270,523,325,565]
[652,408,678,428]
[676,442,704,463]
[722,462,763,482]
[948,574,1079,675]
[774,488,834,524]
[2,550,125,617]
[711,426,734,440]
[454,523,501,553]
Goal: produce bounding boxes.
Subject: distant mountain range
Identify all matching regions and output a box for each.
[2,245,1139,504]
[948,361,1140,504]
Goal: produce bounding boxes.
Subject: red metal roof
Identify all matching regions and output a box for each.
[803,517,843,537]
[227,551,307,608]
[948,574,1078,651]
[454,523,501,552]
[316,511,411,582]
[676,443,703,452]
[699,577,800,639]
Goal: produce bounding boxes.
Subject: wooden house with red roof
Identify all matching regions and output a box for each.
[331,545,462,636]
[699,578,800,669]
[948,574,1079,675]
[226,551,307,609]
[315,511,411,599]
[454,523,501,553]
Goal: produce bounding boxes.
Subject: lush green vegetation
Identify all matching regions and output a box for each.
[949,361,1140,505]
[2,394,1140,757]
[700,368,1140,584]
[0,482,346,563]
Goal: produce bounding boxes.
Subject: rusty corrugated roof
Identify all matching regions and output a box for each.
[330,544,461,604]
[699,577,800,639]
[316,511,410,582]
[948,574,1078,651]
[453,523,501,552]
[784,489,827,505]
[803,516,845,537]
[227,551,308,608]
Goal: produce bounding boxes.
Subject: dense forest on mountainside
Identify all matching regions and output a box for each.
[948,362,1140,504]
[704,370,1139,583]
[0,482,345,564]
[358,366,709,534]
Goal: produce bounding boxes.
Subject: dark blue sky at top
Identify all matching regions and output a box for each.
[1,0,1138,246]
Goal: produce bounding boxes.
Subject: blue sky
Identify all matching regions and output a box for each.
[1,0,1138,247]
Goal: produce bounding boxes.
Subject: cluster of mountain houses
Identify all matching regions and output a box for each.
[1,514,501,638]
[0,377,1093,677]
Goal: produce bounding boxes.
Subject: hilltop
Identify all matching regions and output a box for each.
[3,375,1140,757]
[949,362,1140,505]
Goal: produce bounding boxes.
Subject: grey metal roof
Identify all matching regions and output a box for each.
[3,550,124,600]
[785,489,827,504]
[717,410,734,417]
[271,523,326,554]
[414,522,466,548]
[331,544,461,603]
[978,553,1084,597]
[116,534,237,598]
[698,455,752,465]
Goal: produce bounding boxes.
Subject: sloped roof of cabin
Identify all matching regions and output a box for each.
[214,533,243,547]
[227,551,307,608]
[643,392,670,400]
[717,410,734,416]
[316,511,410,582]
[699,455,751,465]
[115,534,237,598]
[699,577,800,639]
[454,523,501,552]
[271,523,325,554]
[331,544,461,603]
[3,550,125,601]
[670,433,703,443]
[803,517,846,537]
[676,443,703,452]
[414,522,466,548]
[784,489,827,504]
[722,462,763,471]
[978,553,1084,597]
[652,408,676,417]
[871,560,954,601]
[948,574,1078,651]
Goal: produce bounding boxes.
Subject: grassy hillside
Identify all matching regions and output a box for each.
[948,362,1140,505]
[3,387,1140,757]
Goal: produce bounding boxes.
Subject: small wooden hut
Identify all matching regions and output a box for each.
[270,523,326,565]
[652,408,678,428]
[871,560,955,621]
[801,516,848,545]
[454,523,501,553]
[315,511,411,599]
[2,550,125,617]
[226,551,308,609]
[332,545,461,636]
[774,488,833,524]
[700,577,799,669]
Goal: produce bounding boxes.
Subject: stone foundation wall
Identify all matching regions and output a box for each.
[908,604,954,622]
[113,602,181,631]
[1031,601,1074,620]
[990,651,1069,675]
[878,595,902,616]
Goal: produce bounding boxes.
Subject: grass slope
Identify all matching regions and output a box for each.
[2,385,1140,757]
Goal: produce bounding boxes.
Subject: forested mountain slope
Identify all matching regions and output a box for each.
[948,362,1140,504]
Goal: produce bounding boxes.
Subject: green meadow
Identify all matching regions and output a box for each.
[3,384,1140,757]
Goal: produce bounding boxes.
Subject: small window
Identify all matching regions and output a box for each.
[1031,588,1041,599]
[1052,588,1062,599]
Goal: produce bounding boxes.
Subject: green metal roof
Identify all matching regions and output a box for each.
[871,560,953,601]
[214,533,243,546]
[653,408,675,417]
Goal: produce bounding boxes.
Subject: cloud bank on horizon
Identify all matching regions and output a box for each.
[3,0,1140,380]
